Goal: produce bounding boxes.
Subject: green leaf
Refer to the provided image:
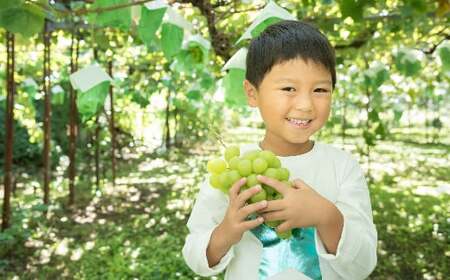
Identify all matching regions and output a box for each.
[250,17,283,38]
[338,0,368,21]
[374,122,387,140]
[393,109,403,124]
[89,0,131,30]
[364,64,389,90]
[138,7,166,48]
[394,50,421,77]
[363,130,375,146]
[200,74,214,90]
[76,81,110,122]
[431,118,442,129]
[0,3,45,37]
[131,91,150,108]
[52,91,65,105]
[438,45,450,72]
[368,109,380,122]
[0,0,24,10]
[161,23,184,59]
[187,89,201,101]
[223,69,247,107]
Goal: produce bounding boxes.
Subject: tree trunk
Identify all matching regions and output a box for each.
[108,60,116,186]
[2,32,15,231]
[43,20,52,206]
[68,30,79,206]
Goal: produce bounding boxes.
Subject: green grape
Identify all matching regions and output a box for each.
[273,192,283,200]
[263,168,278,179]
[218,172,231,192]
[269,156,281,168]
[228,157,240,170]
[252,157,268,174]
[277,230,292,240]
[250,187,267,203]
[266,220,281,228]
[263,184,275,197]
[278,168,290,181]
[207,158,227,174]
[209,173,221,189]
[242,150,260,161]
[237,159,252,176]
[228,170,241,186]
[246,174,259,188]
[260,150,276,162]
[224,146,240,162]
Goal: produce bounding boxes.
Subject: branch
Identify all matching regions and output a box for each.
[418,33,450,55]
[75,0,153,15]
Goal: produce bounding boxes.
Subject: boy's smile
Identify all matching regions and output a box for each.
[244,58,332,156]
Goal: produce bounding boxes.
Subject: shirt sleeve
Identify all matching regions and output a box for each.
[182,180,235,277]
[314,155,378,279]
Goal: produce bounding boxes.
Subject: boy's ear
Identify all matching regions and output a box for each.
[243,79,258,107]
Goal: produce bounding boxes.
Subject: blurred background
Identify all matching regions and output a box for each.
[0,0,449,279]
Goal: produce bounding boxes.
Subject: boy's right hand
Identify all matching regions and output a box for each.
[218,178,267,246]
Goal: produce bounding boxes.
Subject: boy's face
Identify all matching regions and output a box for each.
[244,58,332,154]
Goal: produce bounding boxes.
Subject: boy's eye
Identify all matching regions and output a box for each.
[282,87,295,92]
[314,88,329,93]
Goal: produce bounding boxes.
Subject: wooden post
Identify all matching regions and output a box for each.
[108,60,116,186]
[2,32,15,231]
[68,30,79,206]
[43,20,52,206]
[164,89,171,150]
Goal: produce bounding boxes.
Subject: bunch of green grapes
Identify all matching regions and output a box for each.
[207,146,293,239]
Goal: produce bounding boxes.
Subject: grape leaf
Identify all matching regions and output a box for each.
[76,81,110,122]
[161,23,184,59]
[138,6,166,48]
[224,69,247,107]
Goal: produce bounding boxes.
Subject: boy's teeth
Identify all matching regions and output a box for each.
[287,118,311,125]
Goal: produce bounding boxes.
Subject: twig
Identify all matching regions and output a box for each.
[208,124,227,148]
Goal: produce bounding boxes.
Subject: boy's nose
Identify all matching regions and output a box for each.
[293,93,313,112]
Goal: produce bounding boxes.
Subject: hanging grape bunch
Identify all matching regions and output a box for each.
[207,146,294,239]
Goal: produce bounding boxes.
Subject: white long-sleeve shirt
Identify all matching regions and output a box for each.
[183,141,378,279]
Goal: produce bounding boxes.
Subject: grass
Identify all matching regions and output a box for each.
[0,127,449,279]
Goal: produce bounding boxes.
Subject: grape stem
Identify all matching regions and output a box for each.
[208,124,227,149]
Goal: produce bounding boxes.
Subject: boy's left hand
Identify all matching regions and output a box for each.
[256,175,335,233]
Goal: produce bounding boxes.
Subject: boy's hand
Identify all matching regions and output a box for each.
[218,178,267,246]
[256,175,335,233]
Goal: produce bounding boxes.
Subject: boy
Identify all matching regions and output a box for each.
[183,20,377,280]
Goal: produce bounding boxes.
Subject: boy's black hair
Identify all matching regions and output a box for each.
[245,20,336,89]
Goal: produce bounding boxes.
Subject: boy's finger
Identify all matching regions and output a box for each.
[236,185,262,208]
[256,175,288,195]
[258,200,284,214]
[239,200,267,219]
[241,216,264,231]
[228,178,247,200]
[261,210,285,221]
[292,178,307,189]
